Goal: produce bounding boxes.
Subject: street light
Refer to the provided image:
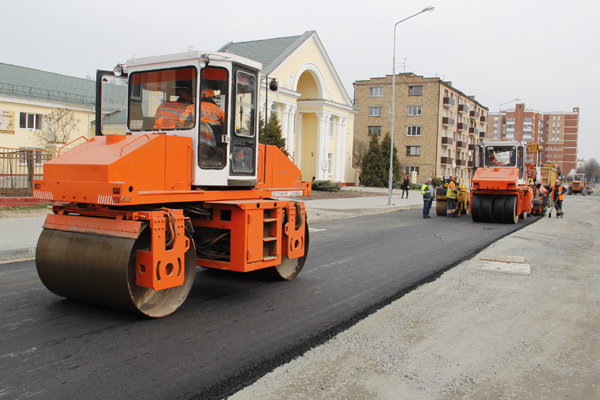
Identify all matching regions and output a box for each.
[388,6,435,205]
[497,98,521,140]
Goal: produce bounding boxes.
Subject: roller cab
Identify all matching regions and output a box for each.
[470,141,533,224]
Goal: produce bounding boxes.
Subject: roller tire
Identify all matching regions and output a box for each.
[492,195,506,223]
[270,220,309,281]
[504,195,518,224]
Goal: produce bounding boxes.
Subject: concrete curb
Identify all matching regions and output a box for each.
[0,247,36,264]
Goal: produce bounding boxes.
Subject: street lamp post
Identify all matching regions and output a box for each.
[388,6,435,205]
[497,98,521,140]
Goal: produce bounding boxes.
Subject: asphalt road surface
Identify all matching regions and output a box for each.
[0,210,536,399]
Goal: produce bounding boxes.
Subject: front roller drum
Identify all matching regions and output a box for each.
[436,199,447,216]
[36,226,196,318]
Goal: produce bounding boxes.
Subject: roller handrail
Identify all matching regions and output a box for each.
[187,144,195,186]
[120,134,151,157]
[58,136,89,156]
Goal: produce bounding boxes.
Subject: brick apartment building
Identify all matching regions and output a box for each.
[353,73,489,183]
[488,104,579,176]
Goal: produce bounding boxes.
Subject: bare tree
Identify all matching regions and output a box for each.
[583,158,600,183]
[352,138,368,169]
[31,109,81,145]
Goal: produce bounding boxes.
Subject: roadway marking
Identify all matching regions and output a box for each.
[309,228,327,232]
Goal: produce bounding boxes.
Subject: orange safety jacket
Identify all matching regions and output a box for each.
[550,184,565,201]
[154,102,194,129]
[200,102,224,126]
[446,181,458,199]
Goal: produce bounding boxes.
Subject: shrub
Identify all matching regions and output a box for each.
[312,180,341,192]
[432,177,442,187]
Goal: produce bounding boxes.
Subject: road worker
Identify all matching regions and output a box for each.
[446,176,458,217]
[420,177,434,218]
[548,179,565,218]
[154,87,195,129]
[487,150,500,166]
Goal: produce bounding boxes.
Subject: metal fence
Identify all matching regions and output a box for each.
[0,147,52,197]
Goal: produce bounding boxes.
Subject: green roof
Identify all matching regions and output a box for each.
[0,62,96,107]
[218,31,315,75]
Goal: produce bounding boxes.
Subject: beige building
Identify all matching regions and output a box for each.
[354,73,489,183]
[220,31,357,183]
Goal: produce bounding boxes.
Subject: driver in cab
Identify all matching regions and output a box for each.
[154,87,195,129]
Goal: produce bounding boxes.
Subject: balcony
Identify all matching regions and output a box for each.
[468,160,474,168]
[441,137,454,146]
[442,117,455,127]
[456,159,467,167]
[456,140,467,150]
[457,122,468,132]
[458,104,468,114]
[468,143,476,151]
[441,156,453,165]
[443,97,456,108]
[469,110,480,120]
[479,131,486,138]
[469,127,479,136]
[480,115,488,124]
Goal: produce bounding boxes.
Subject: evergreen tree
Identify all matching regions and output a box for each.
[360,135,386,187]
[259,112,286,149]
[380,132,401,188]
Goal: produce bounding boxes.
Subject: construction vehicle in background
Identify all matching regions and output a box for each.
[470,141,533,224]
[435,176,470,216]
[33,51,311,318]
[539,163,558,190]
[570,173,587,195]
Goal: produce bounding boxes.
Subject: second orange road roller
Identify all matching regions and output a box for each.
[34,50,311,317]
[470,140,533,224]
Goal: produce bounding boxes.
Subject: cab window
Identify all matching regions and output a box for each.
[128,66,197,131]
[234,71,256,137]
[198,67,229,169]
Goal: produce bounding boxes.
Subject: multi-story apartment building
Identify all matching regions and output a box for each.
[354,73,489,182]
[487,104,579,176]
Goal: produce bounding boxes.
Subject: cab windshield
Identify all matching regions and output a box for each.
[485,145,516,167]
[128,66,197,131]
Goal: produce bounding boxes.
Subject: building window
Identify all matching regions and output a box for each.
[408,105,422,116]
[369,87,383,97]
[369,106,382,117]
[406,126,421,136]
[327,153,333,174]
[19,113,43,130]
[368,126,382,136]
[406,166,420,175]
[406,146,420,156]
[408,86,422,96]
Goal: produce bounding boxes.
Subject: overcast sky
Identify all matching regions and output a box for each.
[3,0,598,160]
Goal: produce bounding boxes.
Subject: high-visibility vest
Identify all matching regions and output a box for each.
[421,184,432,199]
[550,184,565,201]
[446,181,457,199]
[154,102,194,129]
[200,102,224,126]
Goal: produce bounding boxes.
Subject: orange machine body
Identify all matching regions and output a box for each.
[34,134,311,290]
[470,167,533,217]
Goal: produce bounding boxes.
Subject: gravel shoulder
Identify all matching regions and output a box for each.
[231,195,600,400]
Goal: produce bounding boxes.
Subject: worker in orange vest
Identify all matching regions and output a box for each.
[548,179,565,218]
[446,176,458,217]
[154,87,195,129]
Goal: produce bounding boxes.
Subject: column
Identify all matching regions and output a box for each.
[296,113,303,169]
[316,112,330,181]
[286,105,296,154]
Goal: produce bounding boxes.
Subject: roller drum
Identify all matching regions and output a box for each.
[36,226,196,318]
